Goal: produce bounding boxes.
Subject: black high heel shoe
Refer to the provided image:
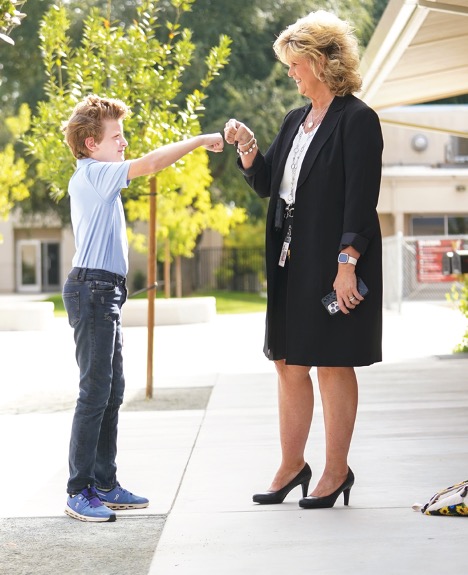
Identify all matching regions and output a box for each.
[252,463,312,504]
[299,467,354,509]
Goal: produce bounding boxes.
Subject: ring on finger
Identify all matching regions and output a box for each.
[349,296,356,302]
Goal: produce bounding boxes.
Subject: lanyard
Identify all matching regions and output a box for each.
[278,125,314,267]
[278,224,292,267]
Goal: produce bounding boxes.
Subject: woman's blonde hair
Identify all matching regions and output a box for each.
[62,95,130,159]
[273,10,362,96]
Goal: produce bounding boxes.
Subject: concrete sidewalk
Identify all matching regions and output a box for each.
[0,301,467,574]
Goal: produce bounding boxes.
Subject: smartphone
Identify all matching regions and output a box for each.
[321,277,369,316]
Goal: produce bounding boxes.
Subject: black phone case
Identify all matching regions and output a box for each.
[321,277,369,316]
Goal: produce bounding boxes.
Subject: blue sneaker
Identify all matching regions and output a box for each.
[65,486,116,522]
[96,483,149,510]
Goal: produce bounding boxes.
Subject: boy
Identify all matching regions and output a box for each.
[62,95,223,522]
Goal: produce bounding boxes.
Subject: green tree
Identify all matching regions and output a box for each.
[448,279,468,353]
[0,0,26,45]
[0,143,29,216]
[2,0,384,225]
[178,0,377,221]
[0,104,30,232]
[24,0,245,278]
[0,1,138,116]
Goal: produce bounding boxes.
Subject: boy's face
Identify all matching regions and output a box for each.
[87,119,128,162]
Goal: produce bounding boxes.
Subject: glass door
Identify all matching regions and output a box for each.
[42,242,60,291]
[17,240,41,292]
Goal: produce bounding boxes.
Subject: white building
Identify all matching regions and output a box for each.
[378,105,468,238]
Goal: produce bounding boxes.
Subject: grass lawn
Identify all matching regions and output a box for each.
[193,290,266,314]
[43,293,67,317]
[44,290,266,316]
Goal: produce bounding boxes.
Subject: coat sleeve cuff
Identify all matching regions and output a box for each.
[340,232,369,255]
[236,152,262,176]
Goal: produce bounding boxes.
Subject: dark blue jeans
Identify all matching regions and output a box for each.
[63,267,127,495]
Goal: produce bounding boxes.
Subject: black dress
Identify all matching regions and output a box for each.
[239,95,383,367]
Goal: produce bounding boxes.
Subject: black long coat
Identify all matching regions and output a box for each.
[240,94,383,367]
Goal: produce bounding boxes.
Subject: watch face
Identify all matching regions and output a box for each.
[338,253,348,263]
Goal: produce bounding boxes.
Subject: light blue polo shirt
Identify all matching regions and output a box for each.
[69,158,131,277]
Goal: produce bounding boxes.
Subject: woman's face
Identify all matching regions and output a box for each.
[287,56,321,99]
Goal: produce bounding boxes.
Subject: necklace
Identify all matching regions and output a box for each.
[306,99,333,130]
[287,126,314,205]
[279,125,313,266]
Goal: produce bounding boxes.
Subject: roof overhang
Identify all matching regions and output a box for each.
[360,0,468,111]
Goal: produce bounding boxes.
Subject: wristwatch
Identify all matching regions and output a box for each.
[338,253,357,265]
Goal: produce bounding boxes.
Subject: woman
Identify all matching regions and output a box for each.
[224,10,383,509]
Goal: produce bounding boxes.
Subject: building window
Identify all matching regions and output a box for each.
[448,216,468,235]
[411,217,444,236]
[411,215,468,236]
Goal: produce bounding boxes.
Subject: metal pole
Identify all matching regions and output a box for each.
[146,176,157,399]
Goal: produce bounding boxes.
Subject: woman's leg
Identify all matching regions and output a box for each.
[311,366,358,496]
[268,360,314,491]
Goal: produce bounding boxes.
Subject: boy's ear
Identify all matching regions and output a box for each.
[85,136,97,152]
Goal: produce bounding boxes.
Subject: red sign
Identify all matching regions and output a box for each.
[416,239,464,282]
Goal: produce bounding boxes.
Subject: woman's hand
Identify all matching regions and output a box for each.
[333,253,363,314]
[224,119,257,167]
[224,119,254,147]
[202,133,224,153]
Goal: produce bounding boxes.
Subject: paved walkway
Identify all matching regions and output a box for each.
[0,301,467,574]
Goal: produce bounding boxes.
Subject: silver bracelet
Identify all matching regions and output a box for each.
[237,141,257,156]
[238,135,255,149]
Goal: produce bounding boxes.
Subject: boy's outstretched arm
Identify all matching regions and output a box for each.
[127,133,223,180]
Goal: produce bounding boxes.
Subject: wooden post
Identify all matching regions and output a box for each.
[175,255,182,298]
[164,239,171,298]
[146,176,157,399]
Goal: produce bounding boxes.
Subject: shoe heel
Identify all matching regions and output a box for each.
[343,487,351,506]
[301,478,311,498]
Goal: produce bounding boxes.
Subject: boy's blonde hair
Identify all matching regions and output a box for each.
[273,10,362,96]
[62,95,130,159]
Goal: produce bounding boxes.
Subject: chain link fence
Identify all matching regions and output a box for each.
[383,233,468,310]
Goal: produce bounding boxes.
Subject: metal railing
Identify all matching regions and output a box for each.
[189,247,266,293]
[187,237,465,307]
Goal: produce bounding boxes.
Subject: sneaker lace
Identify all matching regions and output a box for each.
[83,486,103,508]
[114,483,133,497]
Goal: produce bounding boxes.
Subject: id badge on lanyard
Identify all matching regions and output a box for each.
[279,224,292,267]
